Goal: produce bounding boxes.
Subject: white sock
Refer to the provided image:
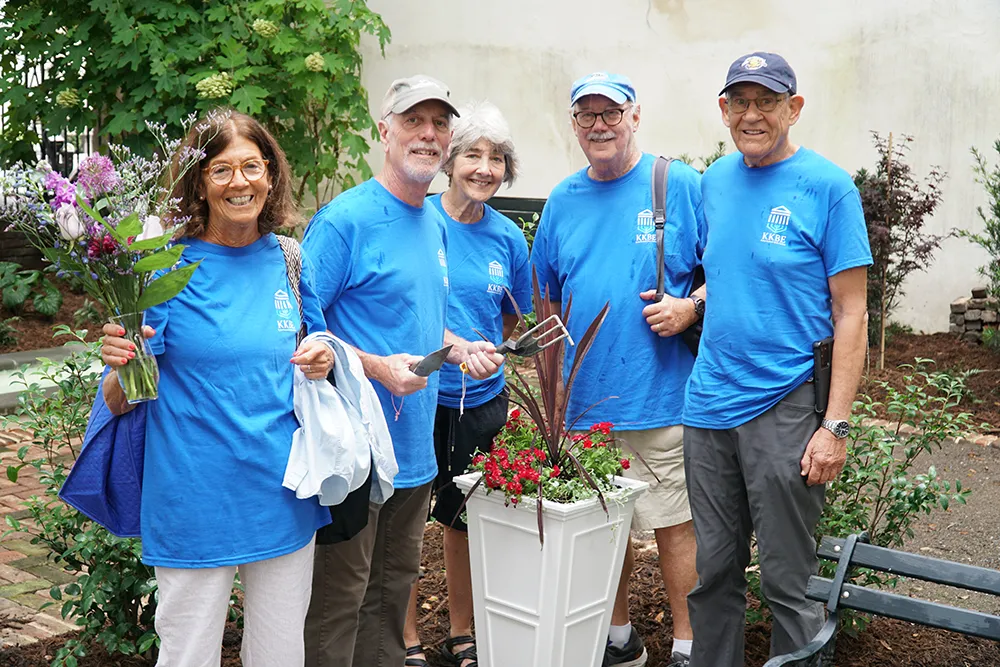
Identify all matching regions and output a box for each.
[608,623,632,648]
[672,638,693,656]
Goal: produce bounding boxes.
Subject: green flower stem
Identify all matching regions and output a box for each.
[113,312,159,404]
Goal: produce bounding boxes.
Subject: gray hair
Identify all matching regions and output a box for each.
[442,101,519,187]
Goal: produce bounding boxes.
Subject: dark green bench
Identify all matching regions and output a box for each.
[764,532,1000,666]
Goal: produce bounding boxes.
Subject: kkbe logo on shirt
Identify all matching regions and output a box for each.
[487,260,505,294]
[274,289,296,331]
[761,206,791,246]
[438,248,449,288]
[635,209,656,243]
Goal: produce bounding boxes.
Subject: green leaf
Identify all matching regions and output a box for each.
[116,213,143,239]
[50,585,62,600]
[6,466,18,483]
[33,286,62,317]
[136,260,201,311]
[134,245,184,273]
[128,231,174,252]
[231,85,268,115]
[3,282,29,310]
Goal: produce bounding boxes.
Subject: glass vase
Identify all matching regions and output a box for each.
[112,312,160,404]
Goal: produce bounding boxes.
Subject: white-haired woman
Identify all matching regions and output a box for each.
[402,102,532,667]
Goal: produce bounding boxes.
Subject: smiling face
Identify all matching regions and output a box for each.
[379,100,452,184]
[201,135,270,233]
[448,137,506,205]
[571,94,641,179]
[720,83,804,168]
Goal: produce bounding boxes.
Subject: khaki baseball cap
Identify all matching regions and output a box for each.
[379,75,460,119]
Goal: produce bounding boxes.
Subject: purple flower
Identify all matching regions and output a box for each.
[77,154,119,198]
[44,170,77,208]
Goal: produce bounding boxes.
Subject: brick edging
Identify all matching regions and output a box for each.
[862,418,1000,449]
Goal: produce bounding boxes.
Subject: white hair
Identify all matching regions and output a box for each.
[442,101,519,187]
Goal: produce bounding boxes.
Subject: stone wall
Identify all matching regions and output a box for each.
[950,287,999,343]
[0,231,44,270]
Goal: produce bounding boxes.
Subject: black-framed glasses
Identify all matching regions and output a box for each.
[725,95,785,114]
[572,107,629,129]
[202,158,270,186]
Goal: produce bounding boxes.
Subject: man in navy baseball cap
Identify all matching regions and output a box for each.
[719,51,797,95]
[683,49,871,667]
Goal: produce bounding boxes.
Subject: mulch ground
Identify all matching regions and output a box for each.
[864,332,1000,431]
[0,282,102,353]
[4,522,994,666]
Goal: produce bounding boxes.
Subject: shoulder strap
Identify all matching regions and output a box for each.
[651,156,674,301]
[277,235,306,345]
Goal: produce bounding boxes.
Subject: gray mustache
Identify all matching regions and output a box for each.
[587,131,616,141]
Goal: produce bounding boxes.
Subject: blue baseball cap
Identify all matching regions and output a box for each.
[570,72,637,105]
[720,52,797,95]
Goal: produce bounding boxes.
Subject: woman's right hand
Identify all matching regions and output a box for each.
[101,322,156,367]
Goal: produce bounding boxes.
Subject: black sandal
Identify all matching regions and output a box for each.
[405,644,429,667]
[441,634,478,667]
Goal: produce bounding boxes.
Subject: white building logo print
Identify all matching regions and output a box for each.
[635,209,655,243]
[438,248,449,288]
[487,261,505,294]
[274,289,296,331]
[761,206,791,246]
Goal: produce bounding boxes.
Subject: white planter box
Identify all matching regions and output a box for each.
[454,472,648,667]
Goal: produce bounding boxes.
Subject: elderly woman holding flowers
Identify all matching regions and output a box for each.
[100,111,334,667]
[402,101,532,667]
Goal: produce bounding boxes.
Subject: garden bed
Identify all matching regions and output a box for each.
[0,282,102,354]
[3,521,997,667]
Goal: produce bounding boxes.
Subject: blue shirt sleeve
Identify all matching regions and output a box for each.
[301,211,352,311]
[299,247,328,335]
[530,203,562,302]
[507,225,534,315]
[143,268,173,355]
[821,188,873,277]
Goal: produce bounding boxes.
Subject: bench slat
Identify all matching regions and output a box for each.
[806,576,1000,641]
[818,537,1000,596]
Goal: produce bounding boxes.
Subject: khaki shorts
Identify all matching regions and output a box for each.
[617,425,691,531]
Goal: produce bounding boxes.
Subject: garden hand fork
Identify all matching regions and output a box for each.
[461,314,575,374]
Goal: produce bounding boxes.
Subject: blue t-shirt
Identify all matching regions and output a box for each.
[141,234,331,568]
[684,148,873,429]
[303,178,449,489]
[427,195,532,410]
[531,153,706,430]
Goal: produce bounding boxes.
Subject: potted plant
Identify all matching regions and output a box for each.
[454,276,648,667]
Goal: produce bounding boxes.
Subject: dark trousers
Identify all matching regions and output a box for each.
[304,482,433,667]
[684,382,826,667]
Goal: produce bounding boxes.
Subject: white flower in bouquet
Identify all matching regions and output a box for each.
[54,203,86,240]
[137,215,164,242]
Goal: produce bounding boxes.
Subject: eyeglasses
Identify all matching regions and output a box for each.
[725,95,785,114]
[572,107,629,129]
[202,158,270,186]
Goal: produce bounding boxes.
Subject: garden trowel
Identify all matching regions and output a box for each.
[409,344,453,377]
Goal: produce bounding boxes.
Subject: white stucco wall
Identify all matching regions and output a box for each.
[357,0,1000,333]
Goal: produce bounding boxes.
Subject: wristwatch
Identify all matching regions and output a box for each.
[821,418,850,439]
[688,296,705,318]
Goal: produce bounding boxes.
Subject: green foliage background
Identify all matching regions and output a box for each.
[0,0,390,209]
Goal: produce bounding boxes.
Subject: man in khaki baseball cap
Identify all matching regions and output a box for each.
[303,73,502,667]
[380,74,461,119]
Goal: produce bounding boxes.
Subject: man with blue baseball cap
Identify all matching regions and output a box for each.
[682,52,871,666]
[531,71,706,667]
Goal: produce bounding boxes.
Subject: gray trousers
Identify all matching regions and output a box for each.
[684,382,826,667]
[304,482,433,667]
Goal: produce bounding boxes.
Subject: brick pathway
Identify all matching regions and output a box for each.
[0,428,80,648]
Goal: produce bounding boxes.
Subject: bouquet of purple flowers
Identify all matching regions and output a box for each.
[0,114,223,403]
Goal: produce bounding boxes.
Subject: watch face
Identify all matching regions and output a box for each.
[833,421,850,438]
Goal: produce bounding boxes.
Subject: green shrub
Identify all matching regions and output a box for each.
[956,139,1000,298]
[2,327,158,665]
[746,360,976,634]
[0,261,63,317]
[72,300,104,330]
[0,316,19,347]
[983,326,1000,353]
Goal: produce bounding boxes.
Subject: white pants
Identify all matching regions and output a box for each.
[154,537,316,667]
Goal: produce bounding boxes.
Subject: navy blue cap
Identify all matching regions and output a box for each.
[570,72,637,105]
[720,52,797,95]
